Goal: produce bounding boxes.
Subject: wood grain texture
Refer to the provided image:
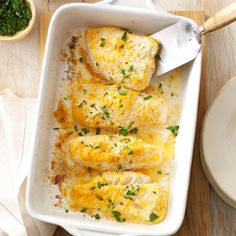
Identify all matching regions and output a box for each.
[202,1,236,34]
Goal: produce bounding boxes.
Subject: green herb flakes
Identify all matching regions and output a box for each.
[65,209,69,213]
[99,38,106,47]
[81,208,87,213]
[94,213,101,220]
[119,126,128,136]
[111,211,125,223]
[118,87,127,96]
[130,127,138,134]
[0,0,32,36]
[143,95,153,101]
[121,31,127,41]
[79,57,83,62]
[96,195,104,201]
[128,65,134,72]
[81,128,90,135]
[159,83,163,88]
[96,128,101,135]
[117,164,122,170]
[78,100,87,107]
[53,127,59,130]
[155,54,162,61]
[167,125,179,136]
[150,212,158,222]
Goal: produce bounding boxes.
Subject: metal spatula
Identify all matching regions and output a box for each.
[152,2,236,76]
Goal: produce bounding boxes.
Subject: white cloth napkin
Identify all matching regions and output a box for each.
[0,88,57,236]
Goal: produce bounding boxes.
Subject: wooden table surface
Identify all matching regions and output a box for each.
[0,1,236,236]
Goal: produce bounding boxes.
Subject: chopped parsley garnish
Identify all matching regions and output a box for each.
[167,125,179,136]
[96,62,99,66]
[143,95,153,101]
[94,213,100,220]
[96,195,104,201]
[158,171,162,174]
[128,65,134,72]
[159,83,163,88]
[0,0,32,36]
[63,97,68,100]
[96,128,101,135]
[83,89,87,95]
[124,146,133,155]
[102,105,110,120]
[121,31,127,41]
[67,131,73,136]
[90,186,96,190]
[99,38,106,47]
[98,172,103,177]
[117,164,122,170]
[171,92,174,96]
[119,126,128,136]
[97,182,108,189]
[107,134,113,140]
[150,212,159,222]
[124,185,139,200]
[78,100,87,107]
[120,44,124,49]
[90,104,97,110]
[118,87,127,96]
[81,208,87,213]
[153,191,157,195]
[120,68,126,76]
[74,125,78,131]
[111,211,125,223]
[130,127,138,134]
[79,57,83,62]
[65,209,69,213]
[81,128,90,135]
[155,54,162,61]
[53,127,59,130]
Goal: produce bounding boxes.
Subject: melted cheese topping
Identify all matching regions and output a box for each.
[86,27,158,91]
[69,135,162,171]
[50,27,182,225]
[72,82,167,130]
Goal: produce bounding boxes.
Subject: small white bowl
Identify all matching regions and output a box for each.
[0,0,36,42]
[201,76,236,208]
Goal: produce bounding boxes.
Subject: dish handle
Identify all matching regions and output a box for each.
[95,0,167,13]
[62,225,139,236]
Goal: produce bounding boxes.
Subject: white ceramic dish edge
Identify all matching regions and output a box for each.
[26,1,202,235]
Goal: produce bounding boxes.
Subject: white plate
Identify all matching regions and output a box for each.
[201,76,236,208]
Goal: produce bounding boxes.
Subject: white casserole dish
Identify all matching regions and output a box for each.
[26,0,202,235]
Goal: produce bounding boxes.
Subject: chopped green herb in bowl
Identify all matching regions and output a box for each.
[0,0,35,41]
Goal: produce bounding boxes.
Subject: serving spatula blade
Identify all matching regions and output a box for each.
[151,20,202,76]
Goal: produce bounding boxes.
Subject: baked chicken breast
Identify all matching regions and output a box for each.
[69,135,162,171]
[72,82,167,130]
[85,27,159,91]
[70,171,165,222]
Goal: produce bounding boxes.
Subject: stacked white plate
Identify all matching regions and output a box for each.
[201,76,236,208]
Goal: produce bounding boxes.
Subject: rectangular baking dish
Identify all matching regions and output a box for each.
[26,1,202,235]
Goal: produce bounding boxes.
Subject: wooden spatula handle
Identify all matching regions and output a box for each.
[201,1,236,35]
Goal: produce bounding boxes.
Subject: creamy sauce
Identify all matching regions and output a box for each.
[50,29,182,224]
